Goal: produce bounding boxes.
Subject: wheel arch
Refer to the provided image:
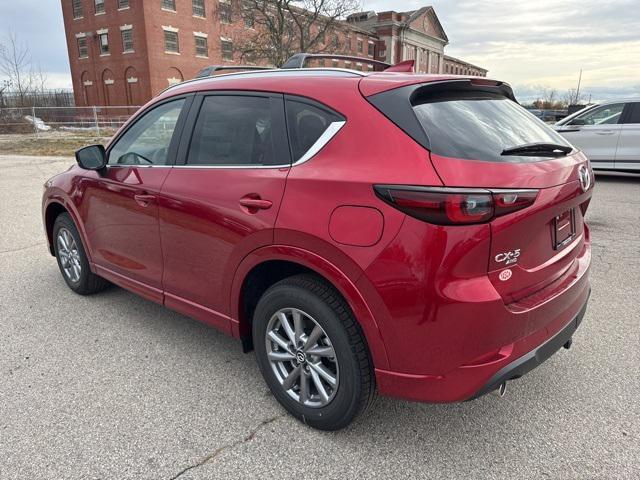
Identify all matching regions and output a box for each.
[230,245,390,370]
[43,196,93,264]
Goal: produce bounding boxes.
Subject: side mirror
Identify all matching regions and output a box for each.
[75,145,107,170]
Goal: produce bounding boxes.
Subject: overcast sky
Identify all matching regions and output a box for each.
[0,0,638,103]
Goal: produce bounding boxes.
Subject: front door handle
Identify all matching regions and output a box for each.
[134,193,156,207]
[239,196,273,211]
[595,130,615,135]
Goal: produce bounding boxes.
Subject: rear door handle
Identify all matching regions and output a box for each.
[239,197,273,211]
[134,193,156,207]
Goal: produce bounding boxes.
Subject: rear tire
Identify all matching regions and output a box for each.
[253,274,375,430]
[53,213,109,295]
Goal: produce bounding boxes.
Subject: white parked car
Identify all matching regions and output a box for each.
[555,100,640,171]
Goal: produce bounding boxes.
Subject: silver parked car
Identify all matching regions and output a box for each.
[555,100,640,172]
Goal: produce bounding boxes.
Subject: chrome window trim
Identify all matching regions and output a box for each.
[106,120,346,170]
[169,120,346,169]
[292,120,345,166]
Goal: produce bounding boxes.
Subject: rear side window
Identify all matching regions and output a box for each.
[187,95,278,166]
[412,91,572,162]
[623,102,640,124]
[285,99,343,162]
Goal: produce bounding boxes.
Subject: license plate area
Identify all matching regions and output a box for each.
[553,208,576,250]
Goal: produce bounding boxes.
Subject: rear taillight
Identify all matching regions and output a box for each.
[374,185,538,225]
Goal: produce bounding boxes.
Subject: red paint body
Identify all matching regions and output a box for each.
[43,70,592,402]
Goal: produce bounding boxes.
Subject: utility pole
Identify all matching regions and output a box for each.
[575,69,582,105]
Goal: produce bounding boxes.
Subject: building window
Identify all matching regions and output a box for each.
[95,0,105,14]
[367,42,374,57]
[121,29,134,52]
[318,31,325,44]
[243,2,254,27]
[77,37,89,58]
[99,33,109,54]
[118,0,130,9]
[192,0,205,17]
[72,0,83,19]
[162,0,176,11]
[164,30,179,53]
[357,39,363,53]
[345,36,351,51]
[195,35,208,57]
[221,39,233,61]
[219,2,232,23]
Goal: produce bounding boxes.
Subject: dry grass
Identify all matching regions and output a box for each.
[0,132,113,157]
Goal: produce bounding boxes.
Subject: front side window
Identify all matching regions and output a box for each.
[192,0,205,17]
[187,95,277,166]
[285,99,343,162]
[221,39,233,60]
[99,33,109,54]
[195,35,208,56]
[95,0,105,14]
[121,29,134,52]
[77,37,89,58]
[570,103,625,126]
[412,91,572,163]
[164,31,179,53]
[162,0,176,11]
[109,99,185,166]
[72,0,83,19]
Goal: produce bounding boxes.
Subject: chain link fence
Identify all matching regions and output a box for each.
[0,105,141,138]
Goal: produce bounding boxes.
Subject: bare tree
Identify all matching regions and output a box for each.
[562,88,586,107]
[0,32,34,106]
[532,88,564,110]
[220,0,360,67]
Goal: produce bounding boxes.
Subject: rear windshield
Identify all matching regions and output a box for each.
[412,91,572,162]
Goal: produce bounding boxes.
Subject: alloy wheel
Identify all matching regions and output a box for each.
[265,307,339,408]
[57,228,82,283]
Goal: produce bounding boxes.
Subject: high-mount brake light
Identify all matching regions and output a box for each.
[374,186,538,225]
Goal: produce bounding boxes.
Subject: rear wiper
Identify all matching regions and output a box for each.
[501,142,573,157]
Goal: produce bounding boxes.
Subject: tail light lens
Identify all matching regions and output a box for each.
[374,185,538,225]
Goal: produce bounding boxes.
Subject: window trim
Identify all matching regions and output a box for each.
[105,94,194,168]
[174,91,292,169]
[283,94,347,166]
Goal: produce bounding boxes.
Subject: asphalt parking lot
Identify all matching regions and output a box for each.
[1,155,638,479]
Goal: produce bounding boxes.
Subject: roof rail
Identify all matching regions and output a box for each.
[194,65,275,79]
[281,53,391,71]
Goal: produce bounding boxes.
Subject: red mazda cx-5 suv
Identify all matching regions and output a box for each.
[42,60,592,430]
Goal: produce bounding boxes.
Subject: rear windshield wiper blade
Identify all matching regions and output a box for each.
[501,142,573,157]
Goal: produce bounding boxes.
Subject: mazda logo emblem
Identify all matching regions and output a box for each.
[295,350,306,364]
[578,165,591,192]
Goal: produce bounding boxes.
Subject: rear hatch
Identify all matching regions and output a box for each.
[363,76,593,303]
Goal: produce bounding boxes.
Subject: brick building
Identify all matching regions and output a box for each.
[61,1,487,107]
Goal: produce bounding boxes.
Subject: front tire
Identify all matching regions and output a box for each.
[253,274,375,430]
[53,213,109,295]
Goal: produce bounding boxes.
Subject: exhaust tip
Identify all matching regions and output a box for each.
[492,382,507,398]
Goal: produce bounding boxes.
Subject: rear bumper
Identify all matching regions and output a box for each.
[372,236,591,403]
[375,291,589,403]
[469,293,588,399]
